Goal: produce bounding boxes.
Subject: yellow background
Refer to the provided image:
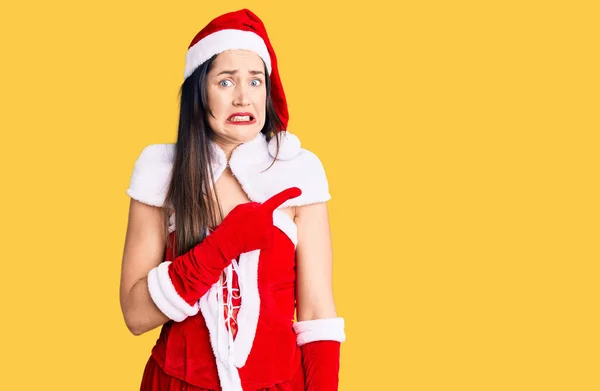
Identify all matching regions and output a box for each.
[1,1,598,390]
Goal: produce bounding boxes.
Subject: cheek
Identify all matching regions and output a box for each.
[256,91,267,116]
[207,92,228,117]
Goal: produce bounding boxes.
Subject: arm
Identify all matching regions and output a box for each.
[119,195,238,334]
[294,202,346,391]
[123,145,303,333]
[119,198,170,336]
[295,202,337,320]
[122,144,230,327]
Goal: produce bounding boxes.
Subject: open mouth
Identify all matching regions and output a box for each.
[227,115,254,122]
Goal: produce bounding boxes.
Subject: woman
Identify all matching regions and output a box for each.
[120,9,346,391]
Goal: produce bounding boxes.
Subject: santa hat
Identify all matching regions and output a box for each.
[184,8,300,160]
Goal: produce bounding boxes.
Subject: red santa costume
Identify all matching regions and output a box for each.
[126,9,346,391]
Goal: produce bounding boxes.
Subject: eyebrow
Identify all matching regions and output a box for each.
[215,69,265,76]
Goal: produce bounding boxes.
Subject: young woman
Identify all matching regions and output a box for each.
[120,9,346,391]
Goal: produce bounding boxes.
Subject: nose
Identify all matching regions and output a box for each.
[233,84,250,107]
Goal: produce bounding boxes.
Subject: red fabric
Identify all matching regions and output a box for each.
[146,189,309,389]
[168,187,302,306]
[140,354,305,391]
[167,229,231,307]
[222,265,242,339]
[301,341,341,391]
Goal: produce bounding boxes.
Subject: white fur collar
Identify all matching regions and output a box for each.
[126,131,331,209]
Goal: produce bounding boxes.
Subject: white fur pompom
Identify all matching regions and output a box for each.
[268,131,301,160]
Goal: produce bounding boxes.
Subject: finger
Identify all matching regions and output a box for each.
[261,187,302,212]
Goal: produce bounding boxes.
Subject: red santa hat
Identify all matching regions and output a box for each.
[183,8,300,160]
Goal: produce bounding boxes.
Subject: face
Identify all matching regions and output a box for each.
[205,49,267,148]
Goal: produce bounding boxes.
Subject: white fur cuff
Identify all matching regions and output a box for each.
[292,317,346,346]
[147,262,200,322]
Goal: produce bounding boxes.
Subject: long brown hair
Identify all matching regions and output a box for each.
[162,53,284,258]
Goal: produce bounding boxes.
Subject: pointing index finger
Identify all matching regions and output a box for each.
[262,187,302,212]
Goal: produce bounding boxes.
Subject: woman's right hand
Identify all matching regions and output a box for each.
[147,186,303,321]
[209,186,302,258]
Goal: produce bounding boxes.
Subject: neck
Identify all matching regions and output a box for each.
[208,132,269,165]
[209,136,240,162]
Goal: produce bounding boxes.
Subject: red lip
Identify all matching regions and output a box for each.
[227,112,256,125]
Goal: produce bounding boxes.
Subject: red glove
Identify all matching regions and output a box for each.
[302,341,341,390]
[148,187,302,322]
[293,317,346,391]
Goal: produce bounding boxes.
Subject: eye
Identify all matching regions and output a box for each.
[219,79,233,87]
[250,79,262,87]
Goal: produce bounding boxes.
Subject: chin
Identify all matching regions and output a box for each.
[228,127,262,142]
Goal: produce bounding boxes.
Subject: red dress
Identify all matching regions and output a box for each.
[140,356,304,391]
[140,219,305,391]
[127,132,345,391]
